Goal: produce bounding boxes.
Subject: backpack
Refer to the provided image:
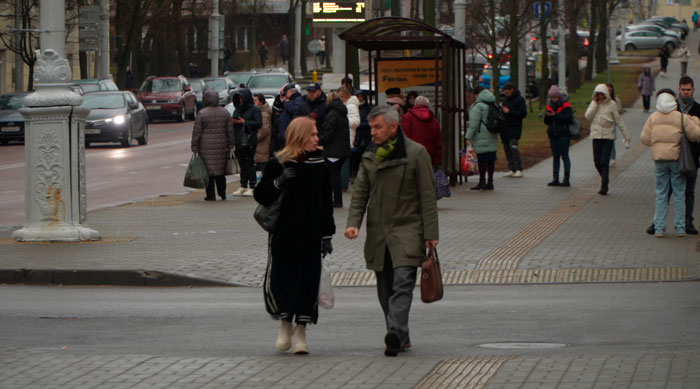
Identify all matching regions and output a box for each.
[480,102,505,134]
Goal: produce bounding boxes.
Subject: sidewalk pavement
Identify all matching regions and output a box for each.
[2,36,700,388]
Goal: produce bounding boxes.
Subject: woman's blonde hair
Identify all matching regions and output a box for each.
[276,117,317,162]
[327,91,340,104]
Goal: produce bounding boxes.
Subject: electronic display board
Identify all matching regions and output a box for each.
[312,1,366,25]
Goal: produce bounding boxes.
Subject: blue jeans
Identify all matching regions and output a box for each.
[549,136,571,175]
[654,161,687,234]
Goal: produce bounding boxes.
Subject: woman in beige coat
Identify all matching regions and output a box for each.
[254,93,272,173]
[585,83,631,195]
[641,90,700,237]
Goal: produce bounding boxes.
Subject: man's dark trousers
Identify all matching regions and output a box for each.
[503,137,522,171]
[235,146,256,189]
[375,248,416,345]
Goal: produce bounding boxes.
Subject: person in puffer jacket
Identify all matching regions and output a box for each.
[402,95,441,166]
[641,90,700,237]
[585,83,632,195]
[466,86,499,190]
[544,85,573,187]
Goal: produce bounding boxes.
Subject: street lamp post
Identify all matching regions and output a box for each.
[13,0,99,242]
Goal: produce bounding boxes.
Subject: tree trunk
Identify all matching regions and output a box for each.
[566,1,581,92]
[539,15,550,108]
[595,0,608,75]
[585,0,597,81]
[287,2,296,77]
[300,0,307,75]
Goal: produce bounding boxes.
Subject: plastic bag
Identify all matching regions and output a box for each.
[318,257,334,309]
[183,153,209,189]
[460,145,479,176]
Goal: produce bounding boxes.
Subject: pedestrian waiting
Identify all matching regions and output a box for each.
[544,85,573,187]
[638,66,656,113]
[402,95,442,167]
[231,89,262,196]
[466,85,499,190]
[254,116,335,355]
[500,83,527,178]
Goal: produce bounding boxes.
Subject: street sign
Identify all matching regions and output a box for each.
[533,2,551,19]
[308,40,322,54]
[79,5,100,52]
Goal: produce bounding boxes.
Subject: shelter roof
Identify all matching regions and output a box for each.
[339,17,466,50]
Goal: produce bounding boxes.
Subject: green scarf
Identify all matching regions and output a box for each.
[375,137,398,163]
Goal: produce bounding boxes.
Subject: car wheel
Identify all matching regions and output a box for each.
[625,43,636,51]
[120,127,133,147]
[136,124,148,145]
[189,104,197,121]
[177,105,185,122]
[665,41,675,50]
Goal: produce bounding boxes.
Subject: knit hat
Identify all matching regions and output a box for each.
[548,85,561,98]
[414,96,430,107]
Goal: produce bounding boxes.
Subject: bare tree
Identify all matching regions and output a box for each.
[0,0,40,91]
[565,0,588,92]
[115,0,152,88]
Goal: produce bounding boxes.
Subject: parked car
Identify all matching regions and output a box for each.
[203,77,236,106]
[189,78,206,110]
[479,64,511,91]
[225,71,253,89]
[616,30,680,51]
[0,92,28,145]
[137,75,197,122]
[626,24,682,40]
[245,70,294,103]
[646,16,688,38]
[82,91,149,147]
[72,78,119,93]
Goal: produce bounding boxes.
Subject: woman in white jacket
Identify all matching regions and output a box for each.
[339,87,360,146]
[585,83,631,195]
[641,90,700,237]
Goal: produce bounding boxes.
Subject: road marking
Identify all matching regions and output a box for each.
[415,356,516,389]
[0,138,190,170]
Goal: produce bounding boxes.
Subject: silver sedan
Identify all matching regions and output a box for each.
[616,30,680,51]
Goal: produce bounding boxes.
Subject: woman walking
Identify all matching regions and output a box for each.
[544,85,573,187]
[638,66,655,113]
[465,86,499,190]
[254,117,335,354]
[191,90,234,201]
[319,91,351,207]
[641,90,700,237]
[606,83,623,166]
[585,84,631,195]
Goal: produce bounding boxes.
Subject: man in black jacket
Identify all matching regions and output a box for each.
[232,88,263,196]
[500,83,527,177]
[305,82,328,129]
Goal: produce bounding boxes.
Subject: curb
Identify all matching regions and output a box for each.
[0,269,239,287]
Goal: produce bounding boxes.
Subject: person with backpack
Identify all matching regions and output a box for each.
[544,85,573,187]
[500,83,527,178]
[465,86,500,190]
[585,84,631,195]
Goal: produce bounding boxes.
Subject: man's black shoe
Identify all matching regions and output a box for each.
[384,331,401,357]
[686,224,699,235]
[646,223,655,235]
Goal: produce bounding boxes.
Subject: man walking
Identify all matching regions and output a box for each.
[278,35,289,65]
[647,76,700,235]
[305,82,328,128]
[344,105,439,357]
[678,43,690,77]
[500,83,527,177]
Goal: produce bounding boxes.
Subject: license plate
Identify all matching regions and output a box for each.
[146,105,161,110]
[1,126,20,132]
[84,128,101,134]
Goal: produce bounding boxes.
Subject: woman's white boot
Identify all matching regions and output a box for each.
[276,320,293,351]
[293,324,309,354]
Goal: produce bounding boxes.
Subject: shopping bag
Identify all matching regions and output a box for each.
[434,167,451,200]
[420,247,443,303]
[460,145,479,176]
[225,150,239,175]
[679,114,697,177]
[183,153,209,189]
[318,256,335,309]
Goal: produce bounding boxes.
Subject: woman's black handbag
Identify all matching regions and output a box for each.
[679,113,697,177]
[254,193,283,232]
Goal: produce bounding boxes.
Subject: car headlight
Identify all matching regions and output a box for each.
[105,115,126,125]
[167,98,180,104]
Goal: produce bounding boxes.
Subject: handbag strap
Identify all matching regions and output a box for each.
[427,246,439,263]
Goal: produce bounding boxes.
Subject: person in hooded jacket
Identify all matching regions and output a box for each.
[544,85,574,187]
[254,93,272,173]
[638,66,656,113]
[500,83,527,177]
[466,86,499,190]
[585,83,631,195]
[231,88,262,196]
[191,90,234,201]
[641,90,700,237]
[402,96,441,166]
[278,83,309,149]
[319,91,351,207]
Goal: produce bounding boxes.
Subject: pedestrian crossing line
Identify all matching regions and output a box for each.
[328,266,688,287]
[477,141,650,271]
[414,355,516,389]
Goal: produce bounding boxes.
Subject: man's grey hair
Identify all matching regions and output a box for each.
[367,104,400,125]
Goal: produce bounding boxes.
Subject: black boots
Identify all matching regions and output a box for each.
[598,180,608,195]
[547,173,560,187]
[561,173,570,187]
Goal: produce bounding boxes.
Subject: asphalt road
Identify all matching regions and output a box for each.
[1,282,698,358]
[0,120,197,227]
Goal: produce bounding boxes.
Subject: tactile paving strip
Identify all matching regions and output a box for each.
[0,237,136,244]
[414,355,516,389]
[328,266,688,287]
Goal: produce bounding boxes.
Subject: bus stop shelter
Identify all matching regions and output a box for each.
[339,17,468,182]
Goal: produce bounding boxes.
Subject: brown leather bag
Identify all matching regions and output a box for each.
[420,247,443,303]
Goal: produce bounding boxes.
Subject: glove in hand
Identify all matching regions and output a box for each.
[276,167,297,188]
[321,238,333,256]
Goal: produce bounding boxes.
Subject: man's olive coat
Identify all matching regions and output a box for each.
[347,129,439,271]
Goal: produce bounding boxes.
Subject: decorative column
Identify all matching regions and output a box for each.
[12,50,100,242]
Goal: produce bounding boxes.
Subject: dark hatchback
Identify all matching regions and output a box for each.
[0,92,28,145]
[82,91,149,147]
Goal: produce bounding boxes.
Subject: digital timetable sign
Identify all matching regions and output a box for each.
[312,1,366,24]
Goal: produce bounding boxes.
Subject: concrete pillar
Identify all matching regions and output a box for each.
[99,0,109,79]
[609,10,620,64]
[453,0,466,44]
[13,1,99,242]
[294,5,302,77]
[331,29,345,75]
[210,0,220,77]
